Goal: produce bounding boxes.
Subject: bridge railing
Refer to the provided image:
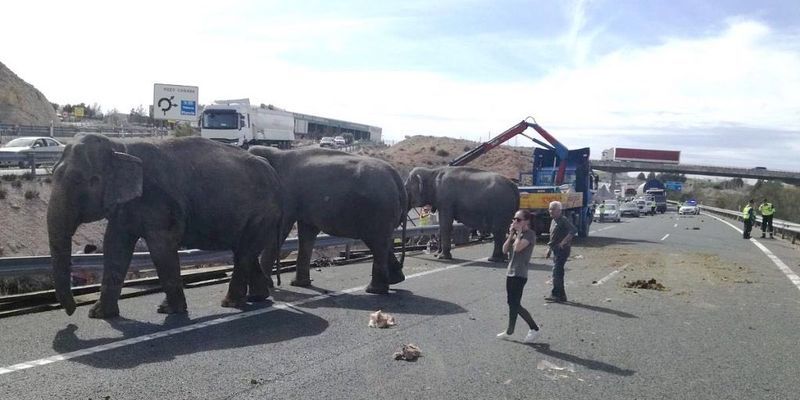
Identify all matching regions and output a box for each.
[0,224,469,278]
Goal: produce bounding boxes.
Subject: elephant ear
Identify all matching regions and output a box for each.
[104,152,143,212]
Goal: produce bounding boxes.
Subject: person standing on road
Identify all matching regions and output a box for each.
[545,201,577,302]
[497,209,541,343]
[758,198,775,239]
[742,199,756,239]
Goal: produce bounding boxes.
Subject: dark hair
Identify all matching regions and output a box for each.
[518,209,533,221]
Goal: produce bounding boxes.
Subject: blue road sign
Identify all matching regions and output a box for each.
[665,181,683,191]
[180,100,196,116]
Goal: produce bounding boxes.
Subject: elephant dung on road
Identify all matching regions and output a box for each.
[48,134,284,318]
[248,146,407,294]
[405,166,519,261]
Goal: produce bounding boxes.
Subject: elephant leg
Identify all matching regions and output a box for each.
[260,221,292,289]
[387,249,405,284]
[292,222,320,287]
[89,225,137,319]
[365,237,391,294]
[436,211,454,260]
[488,229,508,262]
[222,251,250,309]
[145,236,189,314]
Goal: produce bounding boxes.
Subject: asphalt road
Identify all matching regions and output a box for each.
[1,209,799,400]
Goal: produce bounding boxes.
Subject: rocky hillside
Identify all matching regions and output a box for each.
[0,61,59,125]
[359,135,533,179]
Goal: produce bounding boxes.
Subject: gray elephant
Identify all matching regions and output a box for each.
[405,166,519,261]
[48,134,283,318]
[248,146,407,294]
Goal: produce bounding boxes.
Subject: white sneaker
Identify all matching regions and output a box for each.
[496,331,513,340]
[523,329,540,343]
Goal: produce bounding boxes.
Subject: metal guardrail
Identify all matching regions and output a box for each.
[0,224,468,278]
[668,200,800,244]
[0,151,61,173]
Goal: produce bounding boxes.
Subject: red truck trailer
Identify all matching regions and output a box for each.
[601,147,680,164]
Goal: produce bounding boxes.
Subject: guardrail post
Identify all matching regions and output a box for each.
[28,153,36,175]
[344,244,351,260]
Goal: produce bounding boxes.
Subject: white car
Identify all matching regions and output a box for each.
[619,201,641,217]
[679,202,700,215]
[333,136,346,147]
[0,136,66,168]
[594,204,621,222]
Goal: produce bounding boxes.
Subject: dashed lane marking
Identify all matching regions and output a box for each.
[593,264,629,286]
[706,213,800,293]
[660,234,670,241]
[590,225,617,234]
[674,223,678,228]
[0,257,489,376]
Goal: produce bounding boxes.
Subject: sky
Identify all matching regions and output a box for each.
[2,0,799,169]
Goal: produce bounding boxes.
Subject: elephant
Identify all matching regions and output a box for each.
[405,166,519,262]
[47,134,284,318]
[248,146,407,294]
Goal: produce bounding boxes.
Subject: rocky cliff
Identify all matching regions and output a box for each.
[0,61,59,125]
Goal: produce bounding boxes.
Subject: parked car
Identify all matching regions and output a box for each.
[634,198,647,214]
[619,201,641,217]
[679,200,700,215]
[319,137,335,148]
[594,203,621,222]
[0,136,65,168]
[333,136,346,147]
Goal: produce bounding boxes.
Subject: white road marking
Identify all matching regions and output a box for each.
[0,257,489,376]
[707,214,800,293]
[660,234,670,241]
[674,223,678,228]
[589,225,617,234]
[593,264,629,285]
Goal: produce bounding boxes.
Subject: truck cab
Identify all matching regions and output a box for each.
[201,99,294,149]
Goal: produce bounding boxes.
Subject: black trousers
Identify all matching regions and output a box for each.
[506,276,538,333]
[761,215,774,234]
[744,219,753,238]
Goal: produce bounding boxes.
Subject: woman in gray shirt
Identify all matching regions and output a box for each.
[497,210,541,343]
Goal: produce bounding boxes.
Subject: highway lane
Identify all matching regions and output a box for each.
[1,212,799,399]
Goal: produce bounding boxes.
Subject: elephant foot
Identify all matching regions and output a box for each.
[488,256,507,263]
[290,278,312,287]
[157,298,188,314]
[88,301,119,319]
[388,269,405,285]
[365,282,389,295]
[436,252,453,260]
[247,294,270,303]
[220,296,247,309]
[266,278,275,289]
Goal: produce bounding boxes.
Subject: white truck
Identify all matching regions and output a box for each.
[200,99,294,148]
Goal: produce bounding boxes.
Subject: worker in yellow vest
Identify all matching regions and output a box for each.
[758,198,775,239]
[742,199,756,239]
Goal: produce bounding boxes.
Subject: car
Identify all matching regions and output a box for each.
[679,200,700,215]
[634,198,647,214]
[754,166,767,170]
[0,136,66,168]
[594,203,621,222]
[319,137,335,148]
[333,136,346,147]
[619,201,641,217]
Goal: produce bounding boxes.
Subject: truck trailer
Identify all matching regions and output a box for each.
[200,99,294,149]
[637,179,667,213]
[601,147,680,164]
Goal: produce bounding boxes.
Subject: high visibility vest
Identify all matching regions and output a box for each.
[759,203,774,216]
[742,205,753,220]
[419,213,431,226]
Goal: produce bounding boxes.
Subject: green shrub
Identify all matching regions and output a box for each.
[429,146,436,152]
[0,188,6,199]
[20,172,35,181]
[24,190,39,200]
[174,123,196,137]
[435,149,450,157]
[10,180,22,188]
[463,146,471,152]
[1,174,17,182]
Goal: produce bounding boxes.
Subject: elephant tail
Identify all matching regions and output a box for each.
[400,205,407,268]
[274,219,282,286]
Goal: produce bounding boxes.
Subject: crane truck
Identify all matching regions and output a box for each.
[200,99,294,149]
[449,118,593,237]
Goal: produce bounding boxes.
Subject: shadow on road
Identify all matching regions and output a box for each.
[523,342,636,376]
[578,236,657,248]
[548,301,638,319]
[52,305,329,370]
[281,288,468,316]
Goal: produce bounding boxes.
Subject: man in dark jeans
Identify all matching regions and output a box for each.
[545,201,577,302]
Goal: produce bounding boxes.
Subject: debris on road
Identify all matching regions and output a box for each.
[393,343,421,361]
[368,310,396,328]
[625,278,666,291]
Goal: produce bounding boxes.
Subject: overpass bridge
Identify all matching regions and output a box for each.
[591,159,800,185]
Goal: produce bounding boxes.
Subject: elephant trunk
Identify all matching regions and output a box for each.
[47,192,79,316]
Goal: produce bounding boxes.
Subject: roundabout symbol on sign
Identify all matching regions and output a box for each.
[158,96,175,116]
